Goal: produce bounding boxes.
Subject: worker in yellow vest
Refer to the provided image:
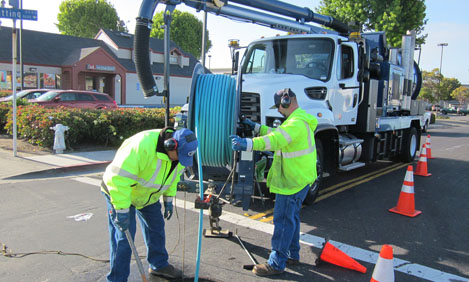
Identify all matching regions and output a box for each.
[101,128,197,281]
[230,88,318,276]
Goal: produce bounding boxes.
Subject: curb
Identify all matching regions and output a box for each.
[2,161,110,180]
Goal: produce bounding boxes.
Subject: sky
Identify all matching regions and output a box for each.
[0,0,468,84]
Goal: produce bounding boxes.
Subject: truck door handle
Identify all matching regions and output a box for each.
[353,93,358,107]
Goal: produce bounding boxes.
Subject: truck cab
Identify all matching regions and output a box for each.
[239,34,359,130]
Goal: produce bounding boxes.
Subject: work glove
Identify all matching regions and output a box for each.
[242,118,256,130]
[229,135,253,152]
[112,210,130,231]
[164,201,173,220]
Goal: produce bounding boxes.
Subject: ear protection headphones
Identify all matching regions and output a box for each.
[280,88,291,108]
[164,138,178,151]
[163,131,197,152]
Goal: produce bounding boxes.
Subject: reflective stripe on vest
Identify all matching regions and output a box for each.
[278,127,292,144]
[263,136,272,150]
[276,121,315,158]
[108,158,178,191]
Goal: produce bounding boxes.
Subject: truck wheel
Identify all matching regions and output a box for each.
[400,127,419,162]
[304,139,323,205]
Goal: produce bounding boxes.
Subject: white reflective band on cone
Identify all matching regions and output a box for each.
[372,257,394,282]
[401,184,414,194]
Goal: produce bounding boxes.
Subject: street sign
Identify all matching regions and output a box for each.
[0,7,37,21]
[9,0,19,9]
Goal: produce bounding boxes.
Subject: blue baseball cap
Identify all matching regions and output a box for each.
[173,128,198,167]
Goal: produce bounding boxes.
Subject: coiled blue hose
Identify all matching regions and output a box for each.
[193,74,237,167]
[193,74,237,282]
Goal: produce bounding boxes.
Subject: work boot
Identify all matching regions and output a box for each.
[286,258,300,265]
[252,263,283,276]
[148,264,182,279]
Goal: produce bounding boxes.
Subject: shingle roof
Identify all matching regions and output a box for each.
[98,29,200,76]
[0,27,200,77]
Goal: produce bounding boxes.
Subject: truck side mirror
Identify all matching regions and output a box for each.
[232,51,239,74]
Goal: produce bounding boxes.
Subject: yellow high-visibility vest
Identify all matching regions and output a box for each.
[252,108,318,195]
[102,129,184,210]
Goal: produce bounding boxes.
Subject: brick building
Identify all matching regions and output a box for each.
[0,27,201,106]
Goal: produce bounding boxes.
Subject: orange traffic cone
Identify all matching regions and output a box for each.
[316,241,367,273]
[389,165,422,217]
[414,144,431,177]
[425,135,433,159]
[370,244,394,282]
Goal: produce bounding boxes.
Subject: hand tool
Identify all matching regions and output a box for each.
[124,229,148,282]
[234,231,259,270]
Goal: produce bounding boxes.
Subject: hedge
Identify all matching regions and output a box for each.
[0,90,11,98]
[0,104,179,149]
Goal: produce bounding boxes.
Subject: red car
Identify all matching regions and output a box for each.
[30,90,117,109]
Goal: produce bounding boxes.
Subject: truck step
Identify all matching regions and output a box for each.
[339,162,366,171]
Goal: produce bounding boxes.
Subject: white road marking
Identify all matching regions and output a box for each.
[74,176,469,282]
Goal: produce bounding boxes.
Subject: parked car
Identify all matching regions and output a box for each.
[440,107,469,116]
[0,89,49,102]
[30,90,117,109]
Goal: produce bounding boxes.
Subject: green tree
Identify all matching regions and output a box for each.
[441,77,461,101]
[421,69,440,102]
[419,86,434,103]
[150,10,211,59]
[451,86,469,106]
[316,0,427,47]
[421,68,461,102]
[57,0,127,38]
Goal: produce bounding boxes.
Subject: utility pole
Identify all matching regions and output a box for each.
[437,43,448,102]
[19,0,23,90]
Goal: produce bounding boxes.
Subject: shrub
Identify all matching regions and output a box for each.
[0,90,12,98]
[2,106,177,149]
[0,103,9,133]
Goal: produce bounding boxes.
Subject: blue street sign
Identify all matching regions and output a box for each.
[9,0,19,9]
[0,8,38,21]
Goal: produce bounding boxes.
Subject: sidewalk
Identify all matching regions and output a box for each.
[0,147,116,179]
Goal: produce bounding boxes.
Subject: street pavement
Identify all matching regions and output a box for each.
[1,117,469,282]
[0,148,115,180]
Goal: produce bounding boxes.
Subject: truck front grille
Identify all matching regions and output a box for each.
[240,92,261,123]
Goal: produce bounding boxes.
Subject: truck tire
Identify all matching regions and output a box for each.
[400,127,419,162]
[304,139,323,205]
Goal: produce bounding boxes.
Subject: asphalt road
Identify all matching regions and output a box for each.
[1,116,468,282]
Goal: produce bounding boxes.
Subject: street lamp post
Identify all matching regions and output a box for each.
[438,43,448,76]
[437,43,448,101]
[208,55,211,71]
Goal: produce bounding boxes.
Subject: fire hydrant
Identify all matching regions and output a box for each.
[50,124,69,154]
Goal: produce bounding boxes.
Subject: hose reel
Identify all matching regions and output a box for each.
[188,70,238,168]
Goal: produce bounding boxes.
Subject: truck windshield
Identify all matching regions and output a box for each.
[241,38,334,81]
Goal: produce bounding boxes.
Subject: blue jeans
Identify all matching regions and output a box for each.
[267,185,309,271]
[103,193,169,282]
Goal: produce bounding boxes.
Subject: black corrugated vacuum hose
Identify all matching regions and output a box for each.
[134,17,159,98]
